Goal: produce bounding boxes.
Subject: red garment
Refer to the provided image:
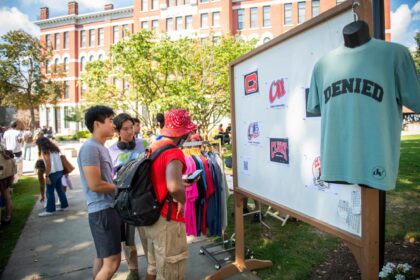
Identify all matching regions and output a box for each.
[150,139,186,222]
[198,155,215,235]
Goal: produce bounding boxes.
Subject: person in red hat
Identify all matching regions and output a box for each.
[143,108,197,280]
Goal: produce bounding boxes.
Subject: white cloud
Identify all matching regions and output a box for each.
[391,2,419,49]
[0,7,40,38]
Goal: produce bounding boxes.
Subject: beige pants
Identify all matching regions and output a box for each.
[144,216,188,280]
[123,226,148,270]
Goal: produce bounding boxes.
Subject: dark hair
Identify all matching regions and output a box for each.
[84,106,114,133]
[132,117,140,124]
[10,121,18,128]
[114,113,134,131]
[36,137,60,154]
[156,113,164,129]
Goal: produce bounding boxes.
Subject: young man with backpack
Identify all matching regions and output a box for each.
[143,108,197,280]
[77,106,121,280]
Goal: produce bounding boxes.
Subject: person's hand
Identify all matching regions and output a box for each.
[176,202,184,219]
[40,196,45,202]
[46,177,51,185]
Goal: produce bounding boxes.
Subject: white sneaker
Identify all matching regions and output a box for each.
[57,207,68,212]
[38,211,53,217]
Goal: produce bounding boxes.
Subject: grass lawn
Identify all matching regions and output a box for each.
[0,176,38,274]
[222,134,420,279]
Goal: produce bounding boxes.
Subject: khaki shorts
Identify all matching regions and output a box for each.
[144,216,188,280]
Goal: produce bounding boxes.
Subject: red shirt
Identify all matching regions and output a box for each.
[150,139,186,222]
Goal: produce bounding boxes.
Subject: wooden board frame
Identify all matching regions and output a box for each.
[206,1,380,279]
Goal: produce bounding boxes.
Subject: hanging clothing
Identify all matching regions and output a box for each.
[184,157,198,236]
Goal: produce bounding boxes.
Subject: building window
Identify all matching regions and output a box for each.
[89,55,94,62]
[250,8,257,28]
[212,11,220,27]
[113,26,119,44]
[141,0,148,11]
[54,58,59,73]
[237,9,244,30]
[167,0,176,7]
[89,29,95,47]
[185,15,192,30]
[298,2,306,23]
[46,34,51,48]
[122,24,130,38]
[98,28,104,46]
[152,0,158,10]
[312,0,320,17]
[80,30,86,47]
[64,107,69,128]
[55,107,61,133]
[284,3,292,25]
[63,32,69,49]
[80,57,85,72]
[166,18,173,31]
[176,16,183,30]
[64,57,69,72]
[263,37,271,43]
[54,33,60,50]
[98,54,103,60]
[200,0,208,3]
[201,13,208,28]
[142,21,148,29]
[152,20,159,30]
[263,6,271,27]
[63,81,69,99]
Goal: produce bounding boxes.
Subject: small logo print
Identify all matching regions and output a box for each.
[244,71,259,95]
[372,166,386,179]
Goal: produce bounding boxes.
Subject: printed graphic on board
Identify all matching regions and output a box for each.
[305,88,321,118]
[239,155,252,175]
[269,138,289,164]
[244,71,259,95]
[247,121,262,145]
[303,155,339,194]
[336,187,361,235]
[268,78,289,109]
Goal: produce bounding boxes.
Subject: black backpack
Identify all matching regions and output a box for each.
[113,144,176,226]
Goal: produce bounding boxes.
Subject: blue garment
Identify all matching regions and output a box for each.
[45,170,68,212]
[77,137,114,213]
[205,152,223,236]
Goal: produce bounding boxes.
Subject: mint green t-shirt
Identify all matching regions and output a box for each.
[308,39,420,191]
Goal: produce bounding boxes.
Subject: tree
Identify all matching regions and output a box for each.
[0,30,62,129]
[82,30,255,135]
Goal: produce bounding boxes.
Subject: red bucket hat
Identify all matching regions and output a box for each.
[160,109,197,138]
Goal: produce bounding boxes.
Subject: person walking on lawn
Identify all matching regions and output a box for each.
[77,105,121,280]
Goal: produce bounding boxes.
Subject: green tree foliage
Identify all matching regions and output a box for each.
[81,30,255,134]
[0,30,62,129]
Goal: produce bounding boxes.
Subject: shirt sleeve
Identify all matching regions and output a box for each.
[163,149,187,174]
[396,46,420,112]
[80,144,100,167]
[307,62,321,114]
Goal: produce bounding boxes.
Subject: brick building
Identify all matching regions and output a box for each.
[34,0,390,134]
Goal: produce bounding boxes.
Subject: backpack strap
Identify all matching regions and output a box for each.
[149,144,177,161]
[149,143,177,222]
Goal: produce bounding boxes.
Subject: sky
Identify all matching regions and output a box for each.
[0,0,419,49]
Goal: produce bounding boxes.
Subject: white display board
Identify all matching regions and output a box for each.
[233,9,362,236]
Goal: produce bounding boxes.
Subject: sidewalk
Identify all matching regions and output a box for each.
[2,143,260,280]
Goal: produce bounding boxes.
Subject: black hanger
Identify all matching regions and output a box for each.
[342,1,371,48]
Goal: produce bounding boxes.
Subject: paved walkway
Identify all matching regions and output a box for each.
[1,142,259,280]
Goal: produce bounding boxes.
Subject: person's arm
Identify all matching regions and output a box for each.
[42,152,52,185]
[165,160,186,204]
[82,166,116,193]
